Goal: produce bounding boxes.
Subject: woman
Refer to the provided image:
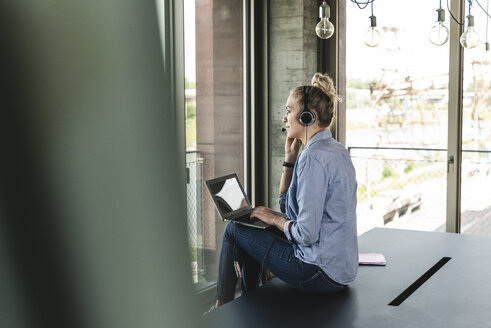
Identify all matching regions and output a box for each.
[209,73,358,310]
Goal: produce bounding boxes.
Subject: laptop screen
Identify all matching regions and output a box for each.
[207,175,249,216]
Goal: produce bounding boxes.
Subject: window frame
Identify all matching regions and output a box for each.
[179,0,254,307]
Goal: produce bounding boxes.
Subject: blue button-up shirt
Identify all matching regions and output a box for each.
[279,129,358,285]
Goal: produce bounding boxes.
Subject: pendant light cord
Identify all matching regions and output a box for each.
[351,0,374,10]
[447,0,465,25]
[487,0,489,43]
[475,0,491,18]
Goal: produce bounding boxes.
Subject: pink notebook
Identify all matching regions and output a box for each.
[359,253,386,266]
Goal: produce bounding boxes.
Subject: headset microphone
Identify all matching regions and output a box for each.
[282,128,286,132]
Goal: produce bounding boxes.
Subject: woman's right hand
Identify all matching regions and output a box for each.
[285,137,302,163]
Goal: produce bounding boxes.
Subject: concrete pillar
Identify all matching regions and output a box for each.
[268,0,318,209]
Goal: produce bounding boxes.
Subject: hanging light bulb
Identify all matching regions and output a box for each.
[429,8,449,46]
[316,0,334,39]
[364,15,382,47]
[460,14,480,49]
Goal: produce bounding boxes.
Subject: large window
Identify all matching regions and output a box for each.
[184,0,246,291]
[346,0,450,235]
[461,6,491,235]
[347,0,491,235]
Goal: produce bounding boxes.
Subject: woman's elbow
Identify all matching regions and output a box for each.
[295,230,318,246]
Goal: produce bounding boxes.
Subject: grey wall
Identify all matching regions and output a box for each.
[268,0,318,209]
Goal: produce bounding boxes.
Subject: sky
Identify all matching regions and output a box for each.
[184,0,196,83]
[184,0,491,84]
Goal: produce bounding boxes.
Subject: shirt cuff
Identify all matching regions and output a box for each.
[278,192,287,213]
[283,220,295,243]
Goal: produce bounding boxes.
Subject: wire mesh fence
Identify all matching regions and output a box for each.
[461,151,491,235]
[349,147,491,236]
[186,151,204,284]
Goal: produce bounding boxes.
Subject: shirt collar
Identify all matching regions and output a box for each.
[305,129,332,149]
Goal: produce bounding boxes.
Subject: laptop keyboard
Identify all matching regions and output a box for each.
[234,214,260,224]
[250,216,260,223]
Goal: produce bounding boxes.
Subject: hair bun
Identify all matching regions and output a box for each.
[311,73,333,95]
[311,72,340,107]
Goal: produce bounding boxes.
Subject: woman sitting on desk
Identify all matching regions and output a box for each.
[209,73,358,311]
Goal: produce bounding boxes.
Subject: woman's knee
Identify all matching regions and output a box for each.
[223,222,237,241]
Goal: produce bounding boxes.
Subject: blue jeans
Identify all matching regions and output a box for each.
[217,222,345,303]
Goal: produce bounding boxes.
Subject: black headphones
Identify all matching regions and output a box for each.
[298,86,316,126]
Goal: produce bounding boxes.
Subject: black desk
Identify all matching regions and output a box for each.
[205,228,491,327]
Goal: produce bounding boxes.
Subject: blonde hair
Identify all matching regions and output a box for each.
[290,73,340,128]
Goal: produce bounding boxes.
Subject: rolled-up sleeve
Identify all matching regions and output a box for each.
[283,220,295,243]
[287,155,328,246]
[278,192,287,213]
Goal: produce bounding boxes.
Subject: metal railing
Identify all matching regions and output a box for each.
[348,147,491,235]
[186,151,204,285]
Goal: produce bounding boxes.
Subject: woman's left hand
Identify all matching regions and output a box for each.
[250,206,287,230]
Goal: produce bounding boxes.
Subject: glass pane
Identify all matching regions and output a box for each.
[461,8,491,235]
[346,0,450,235]
[184,0,244,291]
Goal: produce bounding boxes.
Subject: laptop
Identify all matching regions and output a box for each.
[205,173,269,229]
